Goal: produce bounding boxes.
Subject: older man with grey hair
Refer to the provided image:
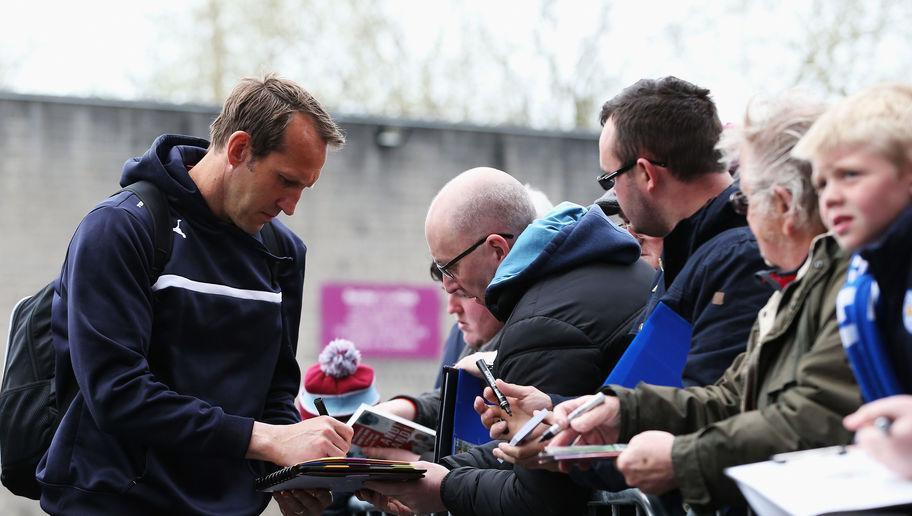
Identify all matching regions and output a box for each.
[359,166,654,515]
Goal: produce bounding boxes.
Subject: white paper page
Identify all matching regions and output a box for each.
[726,447,912,516]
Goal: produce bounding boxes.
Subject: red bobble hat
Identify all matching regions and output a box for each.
[295,339,380,420]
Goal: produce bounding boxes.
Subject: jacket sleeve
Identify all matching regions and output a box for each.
[664,232,772,387]
[669,268,861,510]
[496,315,603,397]
[395,388,442,429]
[260,231,306,425]
[63,205,252,457]
[441,464,590,516]
[441,441,510,470]
[560,351,744,492]
[607,350,748,440]
[561,350,747,491]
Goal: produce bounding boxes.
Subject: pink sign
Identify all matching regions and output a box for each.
[320,282,441,358]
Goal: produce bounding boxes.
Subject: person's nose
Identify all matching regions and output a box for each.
[819,182,843,211]
[277,188,304,216]
[442,274,461,295]
[447,292,463,315]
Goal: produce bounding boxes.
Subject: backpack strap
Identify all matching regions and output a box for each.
[259,221,281,256]
[121,181,173,282]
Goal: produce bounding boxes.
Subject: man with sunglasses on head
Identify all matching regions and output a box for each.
[357,166,654,515]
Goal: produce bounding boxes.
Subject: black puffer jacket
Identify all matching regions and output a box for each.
[439,202,655,516]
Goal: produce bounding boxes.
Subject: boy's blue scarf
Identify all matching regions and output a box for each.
[837,254,903,401]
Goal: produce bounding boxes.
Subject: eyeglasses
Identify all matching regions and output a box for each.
[597,158,667,191]
[729,189,749,216]
[435,233,514,280]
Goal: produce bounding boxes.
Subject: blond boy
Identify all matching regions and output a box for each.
[793,83,912,478]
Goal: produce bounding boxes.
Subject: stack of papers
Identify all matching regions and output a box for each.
[538,444,627,463]
[255,457,426,492]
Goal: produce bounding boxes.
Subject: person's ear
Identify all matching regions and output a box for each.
[225,131,252,168]
[772,186,793,214]
[638,158,662,193]
[488,234,512,263]
[773,186,797,236]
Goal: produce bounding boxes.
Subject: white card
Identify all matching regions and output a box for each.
[509,409,550,446]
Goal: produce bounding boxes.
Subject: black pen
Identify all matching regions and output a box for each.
[313,397,329,416]
[476,359,512,416]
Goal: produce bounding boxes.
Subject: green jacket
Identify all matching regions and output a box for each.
[607,235,862,511]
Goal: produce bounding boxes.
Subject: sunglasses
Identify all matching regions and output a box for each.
[596,159,667,191]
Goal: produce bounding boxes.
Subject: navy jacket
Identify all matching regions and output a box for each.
[570,183,773,503]
[858,205,912,392]
[38,135,305,515]
[650,182,773,386]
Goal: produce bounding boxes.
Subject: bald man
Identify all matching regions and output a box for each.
[361,168,654,515]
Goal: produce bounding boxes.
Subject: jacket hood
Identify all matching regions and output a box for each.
[120,134,215,222]
[485,202,640,319]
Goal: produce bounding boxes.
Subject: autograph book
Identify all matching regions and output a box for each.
[538,444,628,463]
[255,457,425,492]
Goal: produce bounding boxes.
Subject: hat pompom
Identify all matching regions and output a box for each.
[318,339,361,378]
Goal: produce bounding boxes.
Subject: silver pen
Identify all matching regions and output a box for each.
[539,392,607,442]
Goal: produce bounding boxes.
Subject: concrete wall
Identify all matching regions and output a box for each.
[0,93,600,512]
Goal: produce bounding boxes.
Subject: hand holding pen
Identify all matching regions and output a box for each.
[540,392,606,442]
[844,394,912,480]
[476,359,512,416]
[543,392,623,447]
[313,397,330,417]
[474,380,554,440]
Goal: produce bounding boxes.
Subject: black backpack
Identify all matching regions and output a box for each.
[0,181,173,499]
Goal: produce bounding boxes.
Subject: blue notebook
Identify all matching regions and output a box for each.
[603,301,692,388]
[434,367,493,461]
[451,369,491,453]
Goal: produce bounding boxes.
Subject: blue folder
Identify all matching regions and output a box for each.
[451,369,492,453]
[434,367,494,461]
[603,301,692,388]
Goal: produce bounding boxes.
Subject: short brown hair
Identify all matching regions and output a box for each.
[600,77,724,181]
[210,73,345,158]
